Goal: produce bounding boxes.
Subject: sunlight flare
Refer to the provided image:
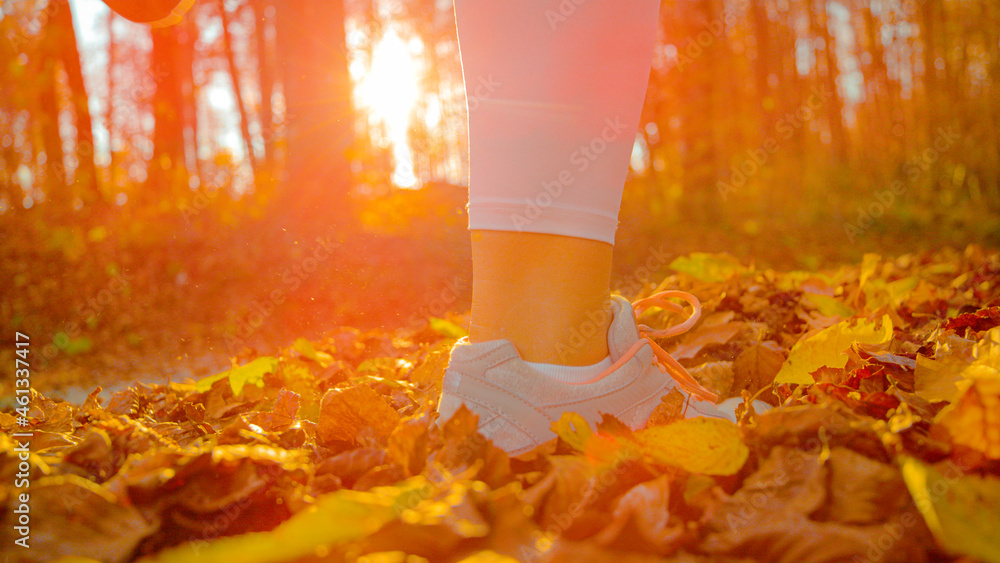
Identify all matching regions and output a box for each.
[354,27,423,188]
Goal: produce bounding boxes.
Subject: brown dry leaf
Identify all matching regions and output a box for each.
[246,388,301,432]
[26,390,76,432]
[521,454,612,541]
[751,406,886,461]
[668,312,744,361]
[688,361,734,399]
[432,404,512,487]
[18,429,78,452]
[825,447,911,524]
[62,427,117,480]
[387,415,430,476]
[646,389,687,427]
[592,474,684,552]
[733,340,786,395]
[314,447,387,489]
[0,474,159,563]
[701,446,932,563]
[317,383,401,446]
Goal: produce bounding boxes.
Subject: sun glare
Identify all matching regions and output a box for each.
[355,27,423,188]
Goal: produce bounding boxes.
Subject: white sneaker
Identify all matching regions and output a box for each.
[437,291,760,455]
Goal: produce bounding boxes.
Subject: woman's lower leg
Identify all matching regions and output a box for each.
[455,0,661,366]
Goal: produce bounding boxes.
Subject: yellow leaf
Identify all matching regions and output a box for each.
[915,355,966,402]
[935,364,1000,459]
[669,253,746,283]
[857,253,881,292]
[774,315,893,385]
[803,293,855,318]
[550,411,594,452]
[632,417,749,475]
[409,341,451,386]
[292,338,333,368]
[194,357,279,396]
[137,486,411,563]
[900,456,1000,563]
[975,326,1000,364]
[429,317,468,339]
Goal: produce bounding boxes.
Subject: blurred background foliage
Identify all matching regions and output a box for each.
[1,0,998,390]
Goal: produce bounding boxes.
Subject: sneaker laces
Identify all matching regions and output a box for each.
[578,290,719,403]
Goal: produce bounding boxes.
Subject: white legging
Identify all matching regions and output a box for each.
[454,0,661,245]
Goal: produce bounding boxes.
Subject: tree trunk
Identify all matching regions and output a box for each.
[149,23,190,202]
[219,0,257,177]
[106,8,117,191]
[254,0,275,172]
[273,0,354,236]
[861,2,893,152]
[751,0,774,134]
[48,0,101,207]
[36,54,67,204]
[814,0,848,163]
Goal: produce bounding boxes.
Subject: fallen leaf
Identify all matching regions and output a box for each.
[901,456,1000,563]
[733,340,785,396]
[687,361,734,399]
[409,341,452,386]
[246,388,300,432]
[195,357,280,396]
[632,417,748,476]
[826,447,910,524]
[702,446,932,563]
[915,354,966,402]
[291,338,334,368]
[387,416,429,476]
[551,412,594,452]
[0,474,158,563]
[592,474,682,551]
[137,485,410,563]
[934,364,1000,459]
[317,383,401,446]
[945,306,1000,336]
[645,388,686,427]
[774,315,893,385]
[668,253,746,283]
[429,317,468,339]
[668,313,743,361]
[803,293,855,318]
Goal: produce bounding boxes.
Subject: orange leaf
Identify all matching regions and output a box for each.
[387,416,429,476]
[247,388,301,432]
[935,367,1000,459]
[317,384,400,446]
[646,389,687,427]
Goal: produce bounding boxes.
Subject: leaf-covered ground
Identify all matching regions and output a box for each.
[3,247,1000,563]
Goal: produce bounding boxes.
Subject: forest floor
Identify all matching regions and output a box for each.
[1,220,998,561]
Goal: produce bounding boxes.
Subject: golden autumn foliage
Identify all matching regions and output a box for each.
[3,247,1000,563]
